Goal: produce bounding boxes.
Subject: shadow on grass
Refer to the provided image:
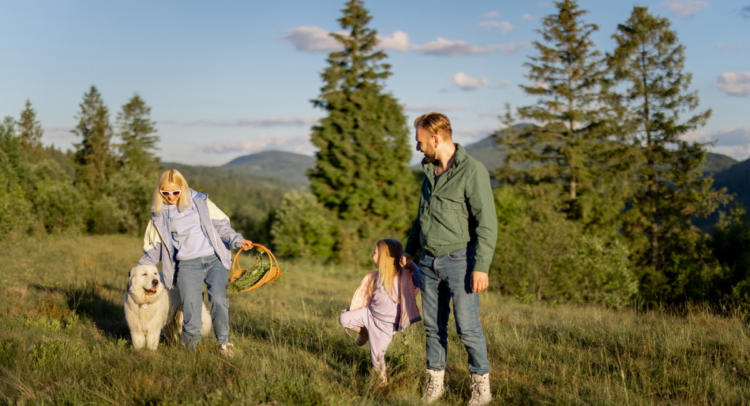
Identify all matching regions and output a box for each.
[31,280,130,340]
[230,306,373,378]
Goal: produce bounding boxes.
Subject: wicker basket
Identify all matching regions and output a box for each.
[230,243,282,292]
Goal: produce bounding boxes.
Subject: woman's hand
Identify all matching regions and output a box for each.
[241,240,254,251]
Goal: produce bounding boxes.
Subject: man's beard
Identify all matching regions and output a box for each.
[422,149,437,163]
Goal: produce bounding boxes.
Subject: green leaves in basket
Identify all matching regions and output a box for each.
[229,250,283,292]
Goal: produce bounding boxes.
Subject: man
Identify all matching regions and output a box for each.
[404,113,497,406]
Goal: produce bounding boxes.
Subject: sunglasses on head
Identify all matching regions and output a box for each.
[160,189,182,197]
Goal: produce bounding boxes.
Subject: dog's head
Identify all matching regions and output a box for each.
[127,265,165,304]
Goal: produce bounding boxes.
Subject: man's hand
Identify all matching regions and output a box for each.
[241,240,254,251]
[472,271,489,293]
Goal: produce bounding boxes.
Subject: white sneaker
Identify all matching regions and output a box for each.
[218,343,235,358]
[422,369,445,403]
[467,373,492,406]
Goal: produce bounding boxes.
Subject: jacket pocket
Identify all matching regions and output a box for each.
[432,199,468,241]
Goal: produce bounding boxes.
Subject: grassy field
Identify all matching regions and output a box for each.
[1,235,749,405]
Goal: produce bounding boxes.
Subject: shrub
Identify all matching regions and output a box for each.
[271,190,337,260]
[569,236,638,307]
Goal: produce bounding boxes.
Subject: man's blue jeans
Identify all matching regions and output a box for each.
[419,247,490,375]
[175,254,229,350]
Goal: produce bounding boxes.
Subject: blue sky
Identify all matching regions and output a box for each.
[1,0,748,165]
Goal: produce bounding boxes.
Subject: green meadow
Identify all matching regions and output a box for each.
[1,235,749,405]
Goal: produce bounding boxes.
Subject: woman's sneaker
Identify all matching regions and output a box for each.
[422,369,445,403]
[355,327,369,346]
[467,373,492,406]
[218,343,235,358]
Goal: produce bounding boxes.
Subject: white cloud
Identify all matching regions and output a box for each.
[497,80,511,88]
[280,26,342,53]
[377,30,410,52]
[682,126,750,159]
[42,127,75,139]
[716,71,750,97]
[480,21,514,34]
[202,135,315,155]
[660,0,708,17]
[413,38,492,56]
[164,117,321,127]
[482,11,500,18]
[404,105,464,112]
[281,26,408,53]
[412,38,530,56]
[523,14,534,21]
[453,72,490,91]
[281,26,531,57]
[716,43,743,52]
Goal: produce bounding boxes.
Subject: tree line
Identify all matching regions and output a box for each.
[2,0,749,307]
[272,0,750,307]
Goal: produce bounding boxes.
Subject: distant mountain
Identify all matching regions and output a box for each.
[223,150,314,185]
[163,162,303,192]
[461,126,737,179]
[702,153,738,177]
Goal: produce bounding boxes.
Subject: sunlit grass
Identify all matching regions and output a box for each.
[1,235,749,405]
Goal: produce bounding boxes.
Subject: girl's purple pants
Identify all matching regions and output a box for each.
[339,307,397,372]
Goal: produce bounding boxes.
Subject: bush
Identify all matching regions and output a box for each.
[271,190,337,260]
[492,185,582,303]
[33,178,86,234]
[569,236,638,307]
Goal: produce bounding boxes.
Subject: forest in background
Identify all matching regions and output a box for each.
[4,0,750,308]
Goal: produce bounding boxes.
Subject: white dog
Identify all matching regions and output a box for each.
[124,265,211,350]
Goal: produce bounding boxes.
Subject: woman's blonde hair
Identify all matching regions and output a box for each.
[151,169,190,215]
[369,238,404,303]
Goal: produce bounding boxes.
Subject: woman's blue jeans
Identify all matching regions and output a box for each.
[419,247,490,375]
[175,254,229,350]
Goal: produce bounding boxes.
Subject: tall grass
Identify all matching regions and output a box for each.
[1,235,749,405]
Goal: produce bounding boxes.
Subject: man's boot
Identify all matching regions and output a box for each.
[467,373,492,406]
[422,369,445,403]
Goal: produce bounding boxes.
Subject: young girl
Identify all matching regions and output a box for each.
[339,238,421,386]
[137,169,252,355]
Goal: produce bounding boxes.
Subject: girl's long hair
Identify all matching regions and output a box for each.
[151,169,191,216]
[369,238,404,303]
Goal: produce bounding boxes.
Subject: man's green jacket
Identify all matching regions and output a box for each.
[405,144,498,274]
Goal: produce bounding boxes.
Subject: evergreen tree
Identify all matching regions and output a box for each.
[116,93,160,175]
[610,6,730,300]
[308,0,414,254]
[17,99,44,155]
[72,86,115,194]
[497,0,635,233]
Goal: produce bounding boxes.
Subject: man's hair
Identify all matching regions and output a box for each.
[414,112,452,140]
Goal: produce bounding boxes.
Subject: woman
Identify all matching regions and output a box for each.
[137,169,252,355]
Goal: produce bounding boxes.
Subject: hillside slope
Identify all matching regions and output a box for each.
[223,150,314,185]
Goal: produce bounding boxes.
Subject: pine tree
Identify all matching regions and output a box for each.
[497,0,634,232]
[610,6,730,300]
[117,93,160,175]
[17,99,44,155]
[73,86,115,194]
[308,0,414,251]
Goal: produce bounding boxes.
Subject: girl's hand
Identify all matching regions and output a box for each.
[241,240,254,251]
